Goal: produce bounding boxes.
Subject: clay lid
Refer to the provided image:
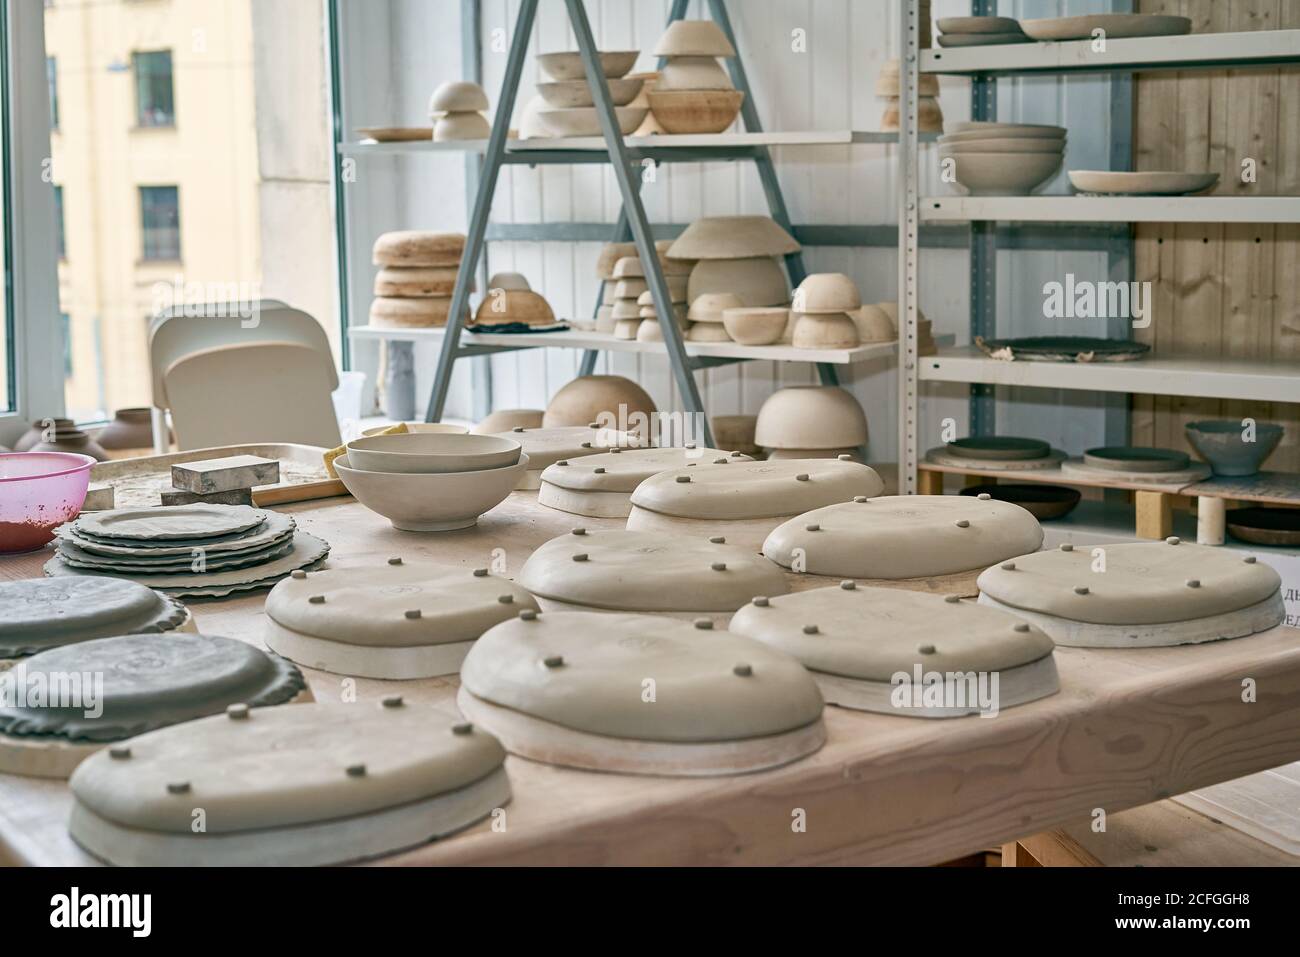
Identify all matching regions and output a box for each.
[541,446,750,493]
[69,701,505,834]
[266,560,538,648]
[0,634,305,743]
[653,20,737,58]
[490,426,644,471]
[730,585,1055,682]
[976,540,1282,625]
[0,578,187,658]
[461,612,821,742]
[755,386,868,449]
[792,273,862,315]
[763,495,1044,579]
[473,289,555,325]
[668,216,800,260]
[428,80,490,114]
[519,528,788,612]
[630,458,884,521]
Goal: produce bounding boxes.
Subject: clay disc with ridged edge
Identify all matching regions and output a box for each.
[0,578,189,658]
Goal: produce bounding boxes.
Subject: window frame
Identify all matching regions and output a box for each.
[132,49,175,130]
[138,184,180,263]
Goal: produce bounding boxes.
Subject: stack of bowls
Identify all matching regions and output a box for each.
[939,121,1066,196]
[876,59,942,133]
[0,452,95,554]
[428,81,491,141]
[790,273,862,349]
[935,16,1031,46]
[647,21,744,134]
[535,51,646,137]
[335,433,528,532]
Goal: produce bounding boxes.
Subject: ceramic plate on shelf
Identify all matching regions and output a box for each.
[1019,14,1191,41]
[1226,507,1300,547]
[975,335,1150,362]
[936,32,1032,47]
[1083,446,1190,473]
[936,16,1023,35]
[356,127,433,142]
[1069,170,1219,196]
[946,436,1052,461]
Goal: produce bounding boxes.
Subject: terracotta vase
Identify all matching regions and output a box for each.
[96,408,155,450]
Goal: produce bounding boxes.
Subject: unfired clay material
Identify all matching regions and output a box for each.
[491,426,644,488]
[0,578,188,658]
[538,447,749,518]
[542,375,656,431]
[687,257,789,307]
[755,386,868,450]
[371,232,465,268]
[76,504,266,542]
[668,216,800,261]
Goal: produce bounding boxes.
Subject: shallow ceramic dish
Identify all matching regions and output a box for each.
[938,137,1064,154]
[960,483,1081,521]
[360,422,469,438]
[1069,170,1219,196]
[536,51,639,82]
[647,90,744,134]
[722,307,788,345]
[346,433,522,474]
[936,32,1032,46]
[1185,420,1283,477]
[946,436,1051,461]
[1083,446,1190,473]
[937,16,1023,34]
[1020,14,1190,41]
[536,77,644,108]
[976,335,1150,362]
[945,122,1065,138]
[949,151,1063,196]
[334,453,528,532]
[1226,507,1300,547]
[537,106,647,137]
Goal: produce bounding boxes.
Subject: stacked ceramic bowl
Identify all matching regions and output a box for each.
[370,231,472,329]
[755,386,868,460]
[535,50,646,137]
[336,432,528,532]
[471,272,562,333]
[429,81,491,141]
[935,16,1031,46]
[876,58,942,133]
[647,20,744,134]
[939,121,1066,196]
[790,273,862,349]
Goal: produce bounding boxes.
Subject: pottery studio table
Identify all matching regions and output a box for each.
[2,491,1300,867]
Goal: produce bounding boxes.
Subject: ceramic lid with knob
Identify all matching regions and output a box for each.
[0,578,188,658]
[488,426,644,471]
[630,458,883,521]
[540,446,749,493]
[762,495,1044,579]
[667,215,800,260]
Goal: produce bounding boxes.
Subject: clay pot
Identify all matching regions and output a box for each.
[792,313,859,349]
[668,216,800,260]
[687,257,789,307]
[96,408,155,451]
[647,90,744,134]
[653,21,736,58]
[792,273,862,314]
[544,375,656,432]
[755,386,868,450]
[14,418,74,453]
[722,307,788,346]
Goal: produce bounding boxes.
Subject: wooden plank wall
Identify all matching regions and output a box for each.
[1133,0,1300,474]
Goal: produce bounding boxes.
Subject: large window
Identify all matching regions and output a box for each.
[139,186,180,261]
[133,50,174,128]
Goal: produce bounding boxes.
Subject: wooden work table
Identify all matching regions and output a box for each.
[1,492,1298,866]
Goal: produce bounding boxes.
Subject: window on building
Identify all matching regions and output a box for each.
[133,50,174,128]
[54,185,65,260]
[47,56,58,130]
[140,186,180,261]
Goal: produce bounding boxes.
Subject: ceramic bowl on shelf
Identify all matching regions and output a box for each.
[543,375,657,433]
[646,90,744,134]
[346,433,521,474]
[938,137,1065,154]
[0,452,96,554]
[536,77,644,108]
[946,121,1066,138]
[653,20,737,58]
[434,113,490,141]
[687,257,788,307]
[791,313,859,349]
[850,304,896,342]
[792,273,862,315]
[537,106,648,137]
[536,51,640,82]
[960,483,1081,521]
[429,81,490,114]
[657,56,734,91]
[334,453,529,532]
[687,292,745,323]
[1068,170,1219,196]
[1185,420,1284,477]
[669,216,800,260]
[754,386,868,451]
[722,307,788,346]
[947,151,1063,196]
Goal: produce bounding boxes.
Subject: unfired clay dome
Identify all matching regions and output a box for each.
[754,386,868,450]
[472,408,544,434]
[543,375,657,431]
[0,577,188,658]
[473,289,555,326]
[539,447,750,518]
[491,425,644,473]
[653,20,738,58]
[668,216,801,260]
[687,257,789,307]
[372,231,466,267]
[792,273,862,315]
[429,80,490,114]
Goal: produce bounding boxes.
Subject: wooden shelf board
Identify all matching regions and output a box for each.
[920,195,1300,225]
[918,458,1189,495]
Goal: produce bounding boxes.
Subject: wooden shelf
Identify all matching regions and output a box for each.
[921,195,1300,224]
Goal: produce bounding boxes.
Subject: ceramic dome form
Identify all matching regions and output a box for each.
[977,539,1285,648]
[668,216,800,261]
[792,314,859,349]
[429,80,490,114]
[730,585,1059,717]
[539,446,750,517]
[755,386,868,450]
[687,257,790,307]
[687,292,745,323]
[542,375,657,435]
[658,55,735,91]
[472,289,555,327]
[457,611,825,776]
[653,20,737,58]
[487,271,531,292]
[792,273,863,315]
[67,701,510,866]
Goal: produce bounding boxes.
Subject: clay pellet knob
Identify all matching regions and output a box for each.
[709,536,726,544]
[853,495,869,503]
[109,746,131,760]
[712,458,728,465]
[1166,536,1181,545]
[733,663,753,677]
[711,562,727,572]
[1074,585,1090,595]
[610,448,622,454]
[802,624,819,635]
[918,644,936,655]
[594,467,606,474]
[557,460,569,467]
[519,609,538,621]
[806,523,821,532]
[795,473,810,482]
[1001,561,1016,571]
[955,519,971,528]
[309,595,326,605]
[580,442,592,449]
[512,427,526,432]
[752,596,770,607]
[1186,579,1201,589]
[1013,623,1030,633]
[498,594,515,603]
[840,580,856,590]
[588,422,599,429]
[572,527,587,536]
[572,553,589,563]
[452,722,474,735]
[943,594,960,603]
[167,781,191,795]
[291,569,307,580]
[404,609,422,620]
[676,475,691,483]
[977,493,991,500]
[226,703,250,720]
[473,567,489,577]
[1244,556,1258,564]
[346,764,366,778]
[544,655,565,668]
[388,557,403,566]
[693,618,714,630]
[382,695,404,708]
[730,451,743,457]
[1060,544,1074,552]
[684,442,697,450]
[838,454,852,461]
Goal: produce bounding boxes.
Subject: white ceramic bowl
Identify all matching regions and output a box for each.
[536,51,640,81]
[948,151,1063,196]
[360,422,469,438]
[722,307,788,346]
[346,433,521,474]
[335,453,529,532]
[536,77,644,108]
[537,106,647,137]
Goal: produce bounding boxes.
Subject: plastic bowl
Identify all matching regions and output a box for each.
[0,452,96,553]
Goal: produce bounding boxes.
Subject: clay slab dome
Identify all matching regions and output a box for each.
[793,273,862,315]
[687,257,790,308]
[668,216,800,261]
[543,375,656,432]
[653,20,737,58]
[538,446,750,518]
[755,386,868,450]
[472,408,544,434]
[658,56,735,91]
[429,80,490,114]
[473,289,554,326]
[0,577,189,659]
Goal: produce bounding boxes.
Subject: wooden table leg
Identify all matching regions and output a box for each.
[1197,496,1226,545]
[1134,490,1173,540]
[918,469,945,495]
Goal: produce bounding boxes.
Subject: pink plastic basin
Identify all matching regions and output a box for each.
[0,452,95,554]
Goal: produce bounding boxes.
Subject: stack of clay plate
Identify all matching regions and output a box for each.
[471,271,565,334]
[370,231,471,329]
[940,121,1066,196]
[978,538,1282,648]
[935,15,1030,46]
[755,386,867,460]
[336,432,527,531]
[610,252,693,340]
[67,700,510,866]
[264,558,539,679]
[790,273,862,350]
[594,240,691,334]
[634,286,690,342]
[669,216,797,337]
[647,20,744,134]
[926,435,1066,472]
[429,80,490,141]
[0,578,194,665]
[0,632,307,779]
[538,445,750,517]
[518,528,788,627]
[876,58,942,132]
[1019,13,1191,41]
[489,424,644,490]
[731,584,1059,718]
[627,457,885,552]
[1061,445,1210,485]
[762,493,1044,595]
[535,50,646,137]
[1069,169,1219,197]
[458,610,825,776]
[542,375,656,439]
[46,504,329,599]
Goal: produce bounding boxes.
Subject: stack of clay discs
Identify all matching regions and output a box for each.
[596,240,692,336]
[538,446,750,517]
[790,273,861,349]
[877,58,943,132]
[926,435,1065,471]
[977,539,1285,648]
[264,559,540,679]
[67,700,510,866]
[762,493,1043,592]
[471,272,562,333]
[429,80,490,141]
[0,578,193,664]
[730,584,1059,717]
[517,528,787,625]
[371,231,471,329]
[669,216,797,314]
[489,425,644,490]
[634,284,689,342]
[0,633,307,779]
[755,386,867,460]
[628,457,885,552]
[458,611,825,776]
[1060,445,1210,484]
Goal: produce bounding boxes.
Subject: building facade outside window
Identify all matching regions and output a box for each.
[139,186,180,261]
[133,50,174,127]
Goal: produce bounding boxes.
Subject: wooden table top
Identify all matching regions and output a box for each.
[3,491,1299,866]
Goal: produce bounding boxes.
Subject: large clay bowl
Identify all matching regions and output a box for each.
[792,273,861,315]
[537,106,647,137]
[1185,420,1283,477]
[948,151,1062,196]
[755,386,867,450]
[335,453,529,532]
[960,483,1081,521]
[658,56,734,91]
[946,121,1066,138]
[536,77,644,108]
[722,307,788,346]
[647,90,744,134]
[536,51,640,81]
[346,433,521,474]
[938,138,1065,155]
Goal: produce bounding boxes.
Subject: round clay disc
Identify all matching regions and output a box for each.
[518,528,789,613]
[75,504,267,542]
[266,560,539,648]
[540,446,749,493]
[460,611,823,743]
[629,458,884,521]
[0,578,188,658]
[729,585,1055,682]
[762,495,1044,579]
[0,633,305,743]
[69,701,505,835]
[976,540,1282,626]
[946,436,1051,461]
[1082,446,1190,473]
[489,426,644,472]
[56,511,296,557]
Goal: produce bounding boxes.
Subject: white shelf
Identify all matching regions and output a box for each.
[347,325,911,366]
[919,347,1300,403]
[922,29,1300,76]
[340,130,918,156]
[341,138,487,155]
[921,195,1300,224]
